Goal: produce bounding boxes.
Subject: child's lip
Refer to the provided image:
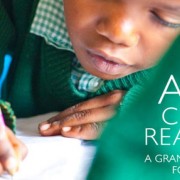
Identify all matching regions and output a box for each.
[87,50,130,75]
[87,49,130,66]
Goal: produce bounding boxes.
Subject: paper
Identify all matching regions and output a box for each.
[0,112,96,180]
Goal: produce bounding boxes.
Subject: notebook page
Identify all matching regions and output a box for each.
[0,112,96,180]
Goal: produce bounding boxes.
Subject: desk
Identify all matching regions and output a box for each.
[0,113,96,180]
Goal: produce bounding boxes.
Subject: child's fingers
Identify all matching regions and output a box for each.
[59,90,123,115]
[0,126,28,175]
[39,106,114,137]
[0,127,18,175]
[39,90,124,128]
[0,163,3,175]
[60,123,105,140]
[39,90,124,137]
[7,127,28,161]
[60,106,115,127]
[0,126,13,159]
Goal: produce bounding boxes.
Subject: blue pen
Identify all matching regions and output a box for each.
[0,54,12,98]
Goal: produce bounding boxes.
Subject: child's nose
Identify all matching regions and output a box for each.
[96,15,139,47]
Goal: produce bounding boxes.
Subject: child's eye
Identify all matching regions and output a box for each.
[150,10,180,29]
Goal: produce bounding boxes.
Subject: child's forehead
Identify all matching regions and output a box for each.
[77,0,180,5]
[83,0,180,14]
[64,0,180,8]
[65,0,180,11]
[147,0,180,7]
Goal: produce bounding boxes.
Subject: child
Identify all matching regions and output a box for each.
[38,0,180,139]
[0,0,179,175]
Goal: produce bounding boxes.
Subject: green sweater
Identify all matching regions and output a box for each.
[0,0,150,118]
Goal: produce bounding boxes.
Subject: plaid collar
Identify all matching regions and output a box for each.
[30,0,104,94]
[71,57,104,93]
[30,0,74,52]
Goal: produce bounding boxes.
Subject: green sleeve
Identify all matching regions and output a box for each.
[0,100,16,133]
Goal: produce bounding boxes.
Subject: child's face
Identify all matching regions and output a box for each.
[63,0,180,80]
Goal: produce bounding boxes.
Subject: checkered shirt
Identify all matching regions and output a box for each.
[30,0,104,93]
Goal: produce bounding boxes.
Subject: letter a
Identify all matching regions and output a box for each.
[158,75,180,104]
[144,154,152,163]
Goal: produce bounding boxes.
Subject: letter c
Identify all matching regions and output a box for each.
[162,107,178,125]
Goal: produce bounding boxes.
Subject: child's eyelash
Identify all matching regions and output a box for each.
[151,11,180,29]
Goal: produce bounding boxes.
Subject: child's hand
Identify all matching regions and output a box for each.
[0,126,28,175]
[38,90,125,140]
